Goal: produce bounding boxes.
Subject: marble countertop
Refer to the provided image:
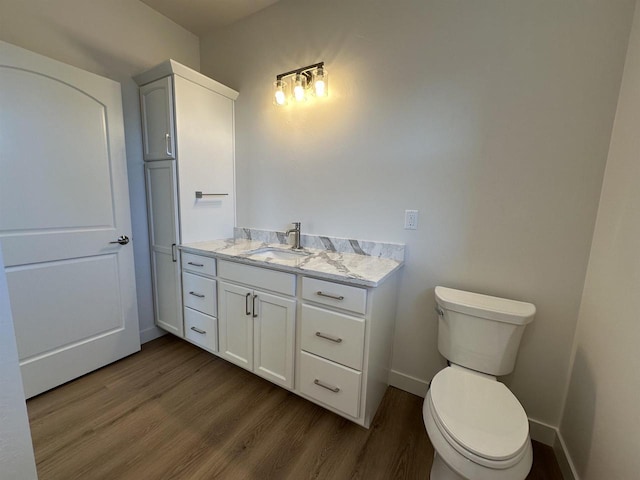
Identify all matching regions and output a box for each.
[179,238,403,287]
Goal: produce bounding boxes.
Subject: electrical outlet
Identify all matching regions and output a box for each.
[404,210,418,230]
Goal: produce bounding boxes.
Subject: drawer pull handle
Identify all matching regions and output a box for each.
[314,379,340,393]
[315,332,343,343]
[190,326,206,335]
[189,291,205,298]
[316,291,345,301]
[187,262,204,267]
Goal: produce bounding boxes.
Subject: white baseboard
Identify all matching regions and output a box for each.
[528,419,557,446]
[554,430,579,480]
[390,370,578,480]
[139,325,166,344]
[389,369,429,397]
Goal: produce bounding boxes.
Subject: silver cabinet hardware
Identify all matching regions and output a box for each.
[171,243,177,262]
[316,291,344,301]
[315,332,343,343]
[195,191,229,199]
[109,235,130,245]
[165,133,172,156]
[187,262,204,267]
[435,306,444,317]
[245,292,251,316]
[189,291,205,298]
[190,326,206,335]
[252,294,258,318]
[314,379,340,393]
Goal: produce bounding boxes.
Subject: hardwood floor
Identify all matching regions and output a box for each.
[27,336,563,480]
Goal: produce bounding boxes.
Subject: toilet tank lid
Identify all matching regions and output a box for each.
[435,286,535,325]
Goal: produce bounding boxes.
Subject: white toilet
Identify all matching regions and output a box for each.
[423,286,536,480]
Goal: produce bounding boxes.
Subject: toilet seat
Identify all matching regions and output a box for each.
[429,366,529,467]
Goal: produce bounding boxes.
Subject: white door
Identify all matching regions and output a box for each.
[140,77,175,161]
[218,281,253,370]
[0,41,140,398]
[144,160,183,336]
[253,291,295,388]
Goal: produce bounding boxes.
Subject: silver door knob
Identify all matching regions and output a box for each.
[109,235,130,245]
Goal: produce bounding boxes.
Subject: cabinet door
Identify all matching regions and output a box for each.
[253,291,296,389]
[145,161,182,336]
[218,281,253,370]
[140,77,175,161]
[174,75,235,242]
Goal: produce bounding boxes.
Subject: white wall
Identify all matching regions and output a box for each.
[0,0,200,342]
[200,0,635,426]
[0,246,38,479]
[560,2,640,478]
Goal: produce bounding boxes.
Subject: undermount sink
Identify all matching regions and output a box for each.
[248,246,311,261]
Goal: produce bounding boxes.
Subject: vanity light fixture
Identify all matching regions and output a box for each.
[273,62,328,106]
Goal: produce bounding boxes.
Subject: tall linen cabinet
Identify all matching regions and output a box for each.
[134,61,238,337]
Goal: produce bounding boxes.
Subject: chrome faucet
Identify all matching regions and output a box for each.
[285,222,302,250]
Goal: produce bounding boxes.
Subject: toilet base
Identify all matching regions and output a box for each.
[431,451,466,480]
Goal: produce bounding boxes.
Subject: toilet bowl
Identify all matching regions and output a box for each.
[423,366,532,480]
[424,287,536,480]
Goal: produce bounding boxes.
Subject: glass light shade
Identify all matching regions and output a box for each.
[273,79,288,106]
[313,67,328,97]
[293,73,307,102]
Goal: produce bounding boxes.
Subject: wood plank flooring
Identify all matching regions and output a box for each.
[27,336,563,480]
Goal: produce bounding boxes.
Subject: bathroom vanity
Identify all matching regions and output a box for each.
[177,230,404,428]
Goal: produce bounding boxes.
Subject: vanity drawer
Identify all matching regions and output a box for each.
[299,351,361,418]
[301,304,365,370]
[184,307,218,352]
[182,252,216,277]
[302,277,367,314]
[218,260,295,296]
[182,272,216,316]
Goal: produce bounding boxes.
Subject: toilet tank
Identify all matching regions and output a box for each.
[435,286,536,376]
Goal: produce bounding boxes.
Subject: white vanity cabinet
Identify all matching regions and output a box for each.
[177,245,401,429]
[217,260,296,389]
[297,276,399,427]
[135,60,238,338]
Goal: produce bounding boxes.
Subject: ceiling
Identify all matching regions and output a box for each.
[141,0,281,36]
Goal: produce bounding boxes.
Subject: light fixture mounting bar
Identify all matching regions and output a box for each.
[276,62,325,81]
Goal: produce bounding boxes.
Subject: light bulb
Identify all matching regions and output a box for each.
[273,79,288,106]
[314,79,326,97]
[293,73,306,102]
[312,67,328,97]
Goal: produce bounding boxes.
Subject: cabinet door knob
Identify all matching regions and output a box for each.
[187,262,204,267]
[189,291,205,298]
[165,133,172,156]
[245,293,251,316]
[190,326,206,335]
[252,294,258,318]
